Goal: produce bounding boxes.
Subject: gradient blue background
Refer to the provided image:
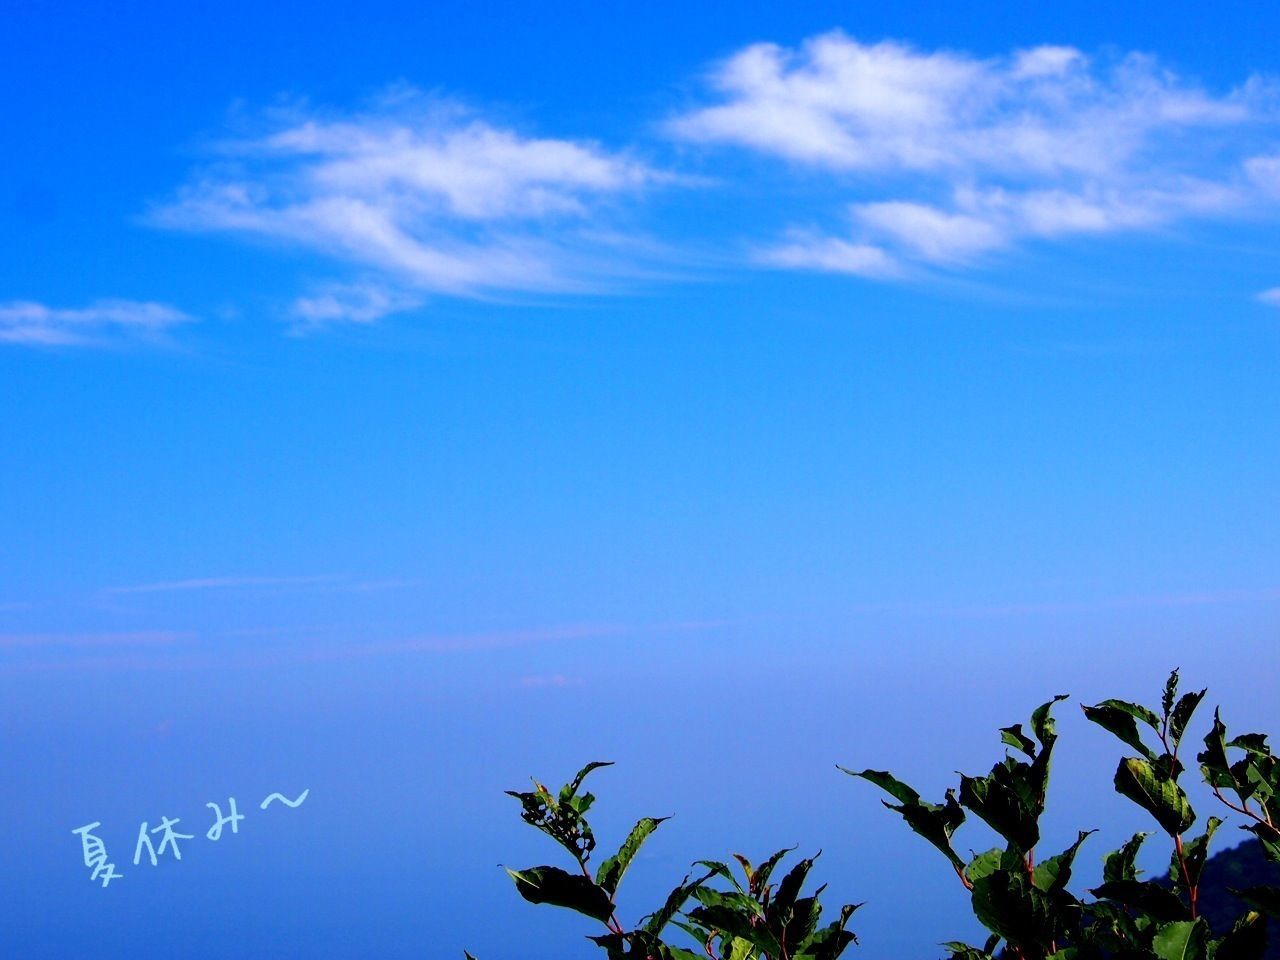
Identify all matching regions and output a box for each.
[3,2,1279,957]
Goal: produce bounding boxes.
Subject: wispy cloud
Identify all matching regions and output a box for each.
[0,299,192,346]
[101,575,340,596]
[519,673,586,689]
[0,630,189,649]
[289,282,424,330]
[669,32,1278,276]
[0,618,736,673]
[151,93,672,324]
[1257,287,1280,306]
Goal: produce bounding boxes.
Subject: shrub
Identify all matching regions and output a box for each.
[474,671,1280,960]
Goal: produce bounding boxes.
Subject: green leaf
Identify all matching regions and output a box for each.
[562,761,613,802]
[965,848,1004,885]
[693,860,746,892]
[1214,911,1267,960]
[1199,710,1238,792]
[1103,831,1152,884]
[841,768,922,806]
[641,870,713,937]
[1243,823,1280,865]
[505,865,614,922]
[1113,757,1196,836]
[1033,830,1095,894]
[1001,724,1037,758]
[585,933,628,960]
[940,943,993,960]
[1083,702,1158,761]
[687,903,781,957]
[1031,694,1070,749]
[782,895,823,953]
[770,854,816,922]
[1229,733,1272,756]
[1092,880,1189,921]
[595,816,668,895]
[691,885,765,919]
[1170,689,1207,747]
[797,903,861,960]
[1172,817,1221,893]
[750,846,796,896]
[1231,885,1280,919]
[1163,670,1181,720]
[970,867,1070,951]
[959,763,1040,852]
[1093,698,1162,730]
[842,767,966,869]
[1152,918,1209,960]
[658,947,708,960]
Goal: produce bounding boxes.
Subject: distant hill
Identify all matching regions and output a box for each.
[1188,838,1280,956]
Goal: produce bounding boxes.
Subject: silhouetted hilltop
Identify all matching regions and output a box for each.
[1190,838,1280,954]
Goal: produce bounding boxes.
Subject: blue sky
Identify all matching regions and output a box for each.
[3,3,1280,958]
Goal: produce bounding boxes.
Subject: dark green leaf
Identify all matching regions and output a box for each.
[1083,703,1158,761]
[1172,817,1221,893]
[971,867,1070,951]
[1229,734,1272,756]
[506,865,614,922]
[1214,911,1267,960]
[562,761,613,802]
[1113,757,1196,836]
[642,870,714,937]
[1001,724,1037,758]
[959,765,1039,852]
[1170,689,1207,747]
[1243,823,1280,865]
[751,846,796,896]
[693,859,744,892]
[595,816,668,895]
[840,767,921,806]
[585,933,628,960]
[797,903,861,960]
[1163,671,1181,721]
[966,848,1004,885]
[1199,710,1236,787]
[1031,695,1070,749]
[771,854,816,922]
[940,943,993,960]
[691,885,765,919]
[843,767,966,868]
[687,904,781,956]
[1092,880,1189,921]
[1103,831,1152,884]
[1033,830,1095,894]
[1232,885,1280,919]
[782,895,823,953]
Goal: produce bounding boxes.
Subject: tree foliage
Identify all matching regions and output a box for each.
[471,670,1280,960]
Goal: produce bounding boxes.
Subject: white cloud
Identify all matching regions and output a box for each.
[854,201,1007,262]
[1257,287,1280,306]
[102,575,338,596]
[152,95,669,315]
[759,234,900,277]
[290,283,423,329]
[669,32,1276,274]
[0,299,192,346]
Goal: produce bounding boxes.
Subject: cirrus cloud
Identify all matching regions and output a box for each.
[669,32,1280,276]
[0,299,193,347]
[150,94,673,323]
